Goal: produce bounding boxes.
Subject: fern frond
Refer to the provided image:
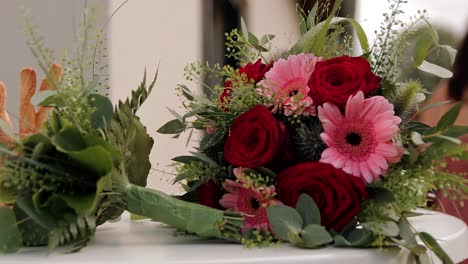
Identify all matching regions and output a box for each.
[117,69,158,115]
[48,215,96,252]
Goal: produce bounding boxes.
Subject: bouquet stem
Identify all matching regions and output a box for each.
[124,184,243,241]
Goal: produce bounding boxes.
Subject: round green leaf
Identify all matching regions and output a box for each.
[301,224,333,248]
[296,193,321,226]
[267,205,303,242]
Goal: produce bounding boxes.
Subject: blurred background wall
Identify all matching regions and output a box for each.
[0,0,467,193]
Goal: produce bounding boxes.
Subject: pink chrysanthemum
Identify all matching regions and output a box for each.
[318,91,402,183]
[219,168,281,232]
[258,54,320,116]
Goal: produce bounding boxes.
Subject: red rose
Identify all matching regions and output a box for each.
[224,105,286,168]
[197,180,222,209]
[277,162,368,231]
[220,59,273,111]
[308,56,381,108]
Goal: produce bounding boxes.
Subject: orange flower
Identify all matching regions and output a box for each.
[0,63,62,143]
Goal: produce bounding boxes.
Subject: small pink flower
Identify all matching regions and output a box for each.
[318,91,402,183]
[219,168,281,232]
[258,54,320,116]
[205,122,216,135]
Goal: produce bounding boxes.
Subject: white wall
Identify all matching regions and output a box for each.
[108,0,202,194]
[356,0,468,44]
[245,0,300,56]
[0,0,203,194]
[0,0,86,126]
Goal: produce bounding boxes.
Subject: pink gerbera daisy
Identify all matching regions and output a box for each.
[219,168,281,232]
[318,91,402,183]
[258,54,320,116]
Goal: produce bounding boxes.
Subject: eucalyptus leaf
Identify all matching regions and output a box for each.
[361,221,399,237]
[434,135,461,145]
[413,31,435,67]
[248,32,259,45]
[200,130,225,150]
[259,34,275,45]
[418,232,454,264]
[300,224,332,248]
[179,85,195,101]
[267,205,303,242]
[240,17,248,40]
[417,60,453,78]
[439,44,457,65]
[172,155,204,165]
[398,218,417,247]
[157,119,186,134]
[306,2,319,28]
[419,100,452,113]
[188,152,218,166]
[405,122,431,134]
[436,103,462,131]
[296,194,321,226]
[443,125,468,138]
[0,207,22,253]
[167,107,183,122]
[334,228,374,247]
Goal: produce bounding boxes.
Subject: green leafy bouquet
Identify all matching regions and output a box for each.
[0,7,242,253]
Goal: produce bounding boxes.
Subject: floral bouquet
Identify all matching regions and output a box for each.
[0,7,242,254]
[158,0,467,263]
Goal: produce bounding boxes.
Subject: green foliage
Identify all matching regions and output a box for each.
[334,223,375,248]
[0,118,122,250]
[267,194,333,248]
[225,28,274,66]
[371,0,410,81]
[0,207,22,253]
[241,229,278,248]
[293,0,370,58]
[418,232,454,264]
[174,161,227,188]
[267,205,303,242]
[22,5,111,134]
[48,215,96,253]
[383,80,425,121]
[295,194,320,226]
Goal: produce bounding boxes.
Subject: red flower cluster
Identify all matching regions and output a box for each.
[224,105,287,168]
[277,162,368,231]
[220,59,272,111]
[308,56,381,108]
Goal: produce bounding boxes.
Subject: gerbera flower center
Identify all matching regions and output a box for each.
[250,198,260,210]
[282,79,307,98]
[345,132,362,146]
[335,120,376,161]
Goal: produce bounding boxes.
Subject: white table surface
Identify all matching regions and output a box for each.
[1,210,466,264]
